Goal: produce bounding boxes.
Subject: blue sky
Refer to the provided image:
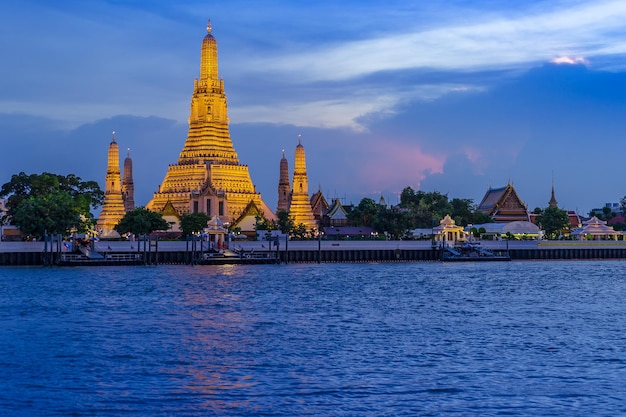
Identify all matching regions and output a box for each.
[3,0,626,215]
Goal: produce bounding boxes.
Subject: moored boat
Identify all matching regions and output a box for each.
[441,242,511,262]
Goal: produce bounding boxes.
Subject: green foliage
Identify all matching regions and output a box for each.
[179,212,210,237]
[276,210,295,234]
[0,172,103,238]
[347,198,379,227]
[373,206,412,240]
[536,207,570,239]
[292,223,308,239]
[256,217,274,231]
[471,210,494,225]
[450,198,474,226]
[11,191,90,237]
[342,187,495,239]
[115,207,169,236]
[399,187,452,227]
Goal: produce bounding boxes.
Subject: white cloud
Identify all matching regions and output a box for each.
[243,0,626,81]
[231,84,482,131]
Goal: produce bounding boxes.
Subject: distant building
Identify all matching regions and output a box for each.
[477,183,529,222]
[0,198,22,241]
[96,132,127,238]
[276,150,291,213]
[434,215,467,243]
[310,188,329,224]
[590,202,622,217]
[571,216,621,240]
[325,199,349,227]
[122,148,135,212]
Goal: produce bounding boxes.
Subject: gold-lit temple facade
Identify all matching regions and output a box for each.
[288,136,317,230]
[96,132,127,238]
[147,20,273,223]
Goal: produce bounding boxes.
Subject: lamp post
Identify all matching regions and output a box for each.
[318,228,322,263]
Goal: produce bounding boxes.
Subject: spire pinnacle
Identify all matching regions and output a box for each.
[112,131,116,143]
[207,19,212,34]
[298,134,302,145]
[127,147,131,158]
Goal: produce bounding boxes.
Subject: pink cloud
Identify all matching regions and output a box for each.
[550,56,588,65]
[352,138,445,193]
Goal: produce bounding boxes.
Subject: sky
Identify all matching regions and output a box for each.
[3,0,626,216]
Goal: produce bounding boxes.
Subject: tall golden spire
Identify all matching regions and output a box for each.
[200,19,218,83]
[288,135,317,230]
[96,131,127,238]
[147,20,273,222]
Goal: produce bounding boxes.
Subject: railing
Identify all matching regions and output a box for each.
[105,253,143,262]
[60,253,142,262]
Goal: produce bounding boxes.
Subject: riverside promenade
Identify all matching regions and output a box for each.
[2,239,626,265]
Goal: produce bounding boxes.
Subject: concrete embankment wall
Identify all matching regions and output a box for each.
[3,247,626,266]
[0,251,44,266]
[509,247,626,260]
[278,247,626,262]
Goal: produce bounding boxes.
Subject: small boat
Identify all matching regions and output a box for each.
[441,242,511,262]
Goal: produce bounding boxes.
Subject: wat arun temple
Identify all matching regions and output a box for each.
[146,21,274,223]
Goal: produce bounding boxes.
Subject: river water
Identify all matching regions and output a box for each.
[1,261,626,416]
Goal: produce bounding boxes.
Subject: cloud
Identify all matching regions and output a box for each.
[247,1,626,83]
[551,56,589,65]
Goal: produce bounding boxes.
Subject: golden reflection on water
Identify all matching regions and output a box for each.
[162,265,260,412]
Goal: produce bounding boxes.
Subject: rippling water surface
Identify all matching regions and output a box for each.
[2,261,626,416]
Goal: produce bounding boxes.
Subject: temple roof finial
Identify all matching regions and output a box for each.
[112,131,116,142]
[207,19,212,34]
[282,148,285,158]
[298,134,302,145]
[127,147,131,158]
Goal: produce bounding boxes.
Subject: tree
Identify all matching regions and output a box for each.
[11,192,89,237]
[0,172,103,238]
[536,207,570,239]
[292,223,308,239]
[450,198,474,226]
[471,210,494,225]
[374,206,412,240]
[398,187,452,228]
[179,212,210,237]
[115,207,169,237]
[347,198,379,227]
[276,210,295,234]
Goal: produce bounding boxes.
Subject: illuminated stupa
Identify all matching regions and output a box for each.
[288,135,317,230]
[96,132,127,238]
[147,20,273,222]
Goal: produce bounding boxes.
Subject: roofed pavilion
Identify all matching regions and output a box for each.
[571,216,621,240]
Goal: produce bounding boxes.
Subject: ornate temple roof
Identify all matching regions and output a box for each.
[477,184,529,222]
